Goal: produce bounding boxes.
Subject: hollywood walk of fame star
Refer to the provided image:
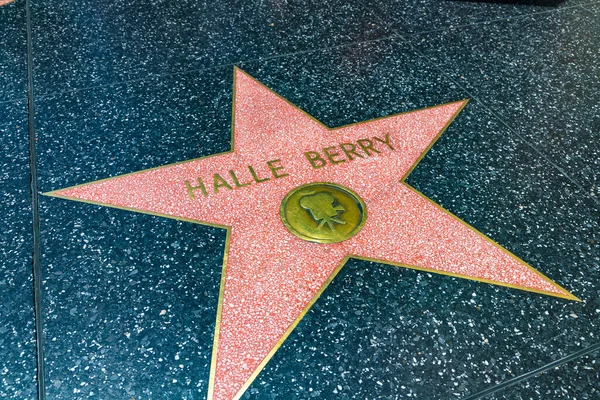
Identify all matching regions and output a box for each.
[46,68,578,400]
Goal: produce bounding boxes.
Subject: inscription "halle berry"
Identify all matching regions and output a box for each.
[184,134,395,198]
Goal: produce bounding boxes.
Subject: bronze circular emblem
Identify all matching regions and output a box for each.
[280,182,367,244]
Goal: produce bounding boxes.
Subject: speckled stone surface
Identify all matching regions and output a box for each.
[35,33,600,399]
[362,0,582,35]
[2,0,599,398]
[412,6,600,194]
[585,2,600,13]
[489,351,599,399]
[35,69,233,398]
[36,68,233,192]
[39,198,224,398]
[1,1,36,396]
[31,0,391,96]
[0,0,27,102]
[0,101,37,399]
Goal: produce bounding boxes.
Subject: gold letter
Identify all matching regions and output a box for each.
[323,146,345,165]
[248,165,271,183]
[267,159,289,179]
[213,173,232,194]
[340,143,364,161]
[185,177,208,198]
[373,133,395,151]
[304,151,327,169]
[229,170,251,188]
[357,138,380,156]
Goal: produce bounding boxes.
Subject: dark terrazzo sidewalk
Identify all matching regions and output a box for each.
[1,0,598,399]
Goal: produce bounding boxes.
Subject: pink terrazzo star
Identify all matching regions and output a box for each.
[47,68,578,400]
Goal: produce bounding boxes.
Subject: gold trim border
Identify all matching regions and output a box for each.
[42,67,580,400]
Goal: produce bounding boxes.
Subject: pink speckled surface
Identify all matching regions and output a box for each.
[51,69,573,400]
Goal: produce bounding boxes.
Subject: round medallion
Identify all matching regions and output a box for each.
[280,182,367,244]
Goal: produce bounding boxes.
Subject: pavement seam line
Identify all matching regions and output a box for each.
[461,341,600,399]
[25,0,45,398]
